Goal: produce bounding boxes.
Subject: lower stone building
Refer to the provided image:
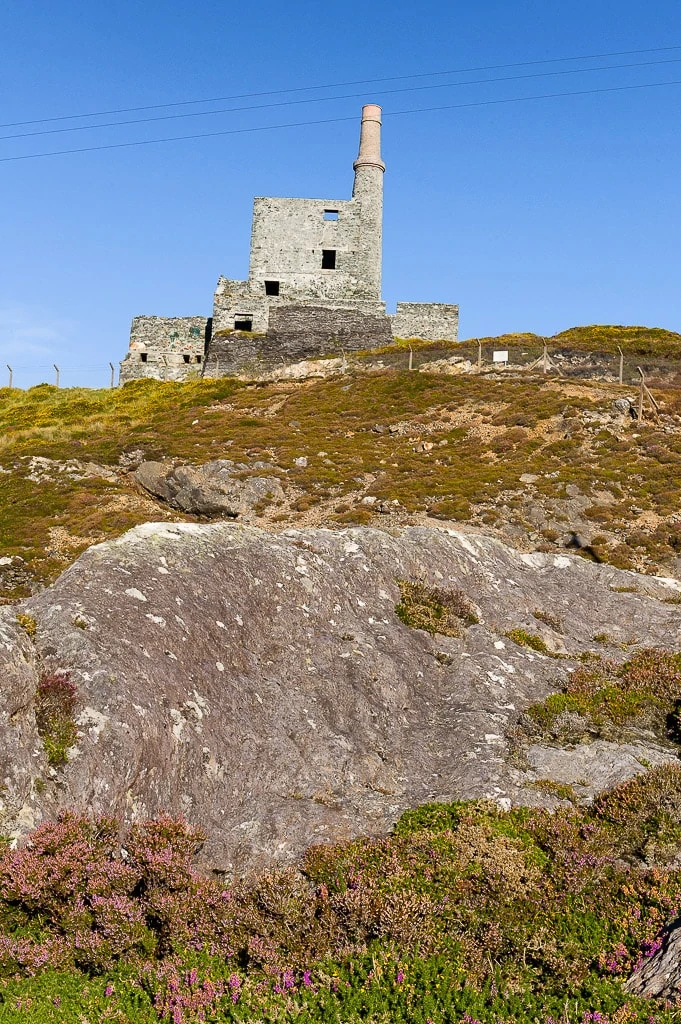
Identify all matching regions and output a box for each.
[119,104,459,384]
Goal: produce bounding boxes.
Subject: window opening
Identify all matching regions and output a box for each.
[183,354,191,363]
[195,355,202,363]
[265,280,280,296]
[321,249,337,270]
[234,317,253,331]
[324,210,339,221]
[140,353,148,363]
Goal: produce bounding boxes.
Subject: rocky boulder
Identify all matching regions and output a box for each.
[1,523,680,876]
[133,460,284,516]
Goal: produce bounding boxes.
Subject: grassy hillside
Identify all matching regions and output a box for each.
[2,330,681,599]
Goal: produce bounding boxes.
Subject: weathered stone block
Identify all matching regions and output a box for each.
[391,302,459,342]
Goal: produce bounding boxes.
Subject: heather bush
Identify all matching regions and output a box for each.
[523,649,681,742]
[2,769,681,1021]
[34,671,78,766]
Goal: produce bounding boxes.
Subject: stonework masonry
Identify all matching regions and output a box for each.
[205,306,393,378]
[119,317,211,384]
[391,302,460,342]
[119,105,459,382]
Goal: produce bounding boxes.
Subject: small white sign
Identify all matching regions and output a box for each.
[492,350,509,363]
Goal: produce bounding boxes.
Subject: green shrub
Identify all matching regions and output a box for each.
[523,650,681,742]
[505,628,552,654]
[395,580,478,636]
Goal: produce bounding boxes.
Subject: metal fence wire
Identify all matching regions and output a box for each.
[2,344,681,392]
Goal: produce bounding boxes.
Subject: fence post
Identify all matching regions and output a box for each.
[617,345,624,385]
[477,339,482,369]
[109,362,115,389]
[6,365,12,389]
[53,364,60,388]
[637,367,645,423]
[543,341,549,374]
[408,346,413,371]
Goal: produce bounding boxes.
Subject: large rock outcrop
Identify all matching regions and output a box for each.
[133,460,285,516]
[1,523,680,875]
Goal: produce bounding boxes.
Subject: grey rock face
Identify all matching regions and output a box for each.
[524,740,679,803]
[133,461,284,516]
[0,611,45,835]
[625,920,681,998]
[0,523,680,876]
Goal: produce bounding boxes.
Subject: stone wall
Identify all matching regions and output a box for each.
[250,197,377,299]
[391,302,459,342]
[268,304,393,354]
[212,276,387,340]
[212,279,269,335]
[204,305,393,376]
[119,317,211,384]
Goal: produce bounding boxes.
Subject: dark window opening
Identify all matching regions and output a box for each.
[183,354,191,363]
[140,353,148,363]
[321,249,337,270]
[195,355,202,363]
[324,210,339,221]
[265,280,280,296]
[234,317,253,331]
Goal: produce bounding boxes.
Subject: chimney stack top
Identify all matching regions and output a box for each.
[353,103,385,174]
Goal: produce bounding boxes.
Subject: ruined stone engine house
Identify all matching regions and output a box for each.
[119,105,459,383]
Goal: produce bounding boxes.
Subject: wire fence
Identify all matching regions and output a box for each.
[2,343,681,394]
[365,340,681,388]
[1,363,117,391]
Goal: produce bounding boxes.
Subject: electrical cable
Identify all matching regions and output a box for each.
[1,77,680,164]
[1,42,681,130]
[1,56,679,143]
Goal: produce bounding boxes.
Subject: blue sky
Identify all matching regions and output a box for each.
[1,0,680,387]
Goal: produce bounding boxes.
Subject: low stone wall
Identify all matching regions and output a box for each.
[204,305,394,376]
[391,302,459,342]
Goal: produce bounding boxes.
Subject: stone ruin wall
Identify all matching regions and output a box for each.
[249,197,380,301]
[119,303,460,384]
[204,304,393,377]
[119,317,211,383]
[390,302,459,343]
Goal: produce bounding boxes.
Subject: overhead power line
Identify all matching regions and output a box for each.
[1,42,680,130]
[1,57,679,143]
[1,77,680,165]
